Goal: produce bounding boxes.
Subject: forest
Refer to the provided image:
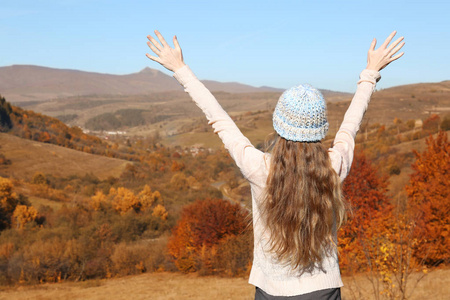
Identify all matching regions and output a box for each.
[0,94,449,299]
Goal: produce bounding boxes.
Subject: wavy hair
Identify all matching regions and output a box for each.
[261,135,346,274]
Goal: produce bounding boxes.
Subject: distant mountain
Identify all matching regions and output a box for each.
[0,65,285,103]
[201,80,283,94]
[3,64,448,137]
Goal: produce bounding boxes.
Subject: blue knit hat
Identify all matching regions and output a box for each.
[273,84,328,142]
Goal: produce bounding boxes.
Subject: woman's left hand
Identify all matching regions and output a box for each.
[146,30,185,72]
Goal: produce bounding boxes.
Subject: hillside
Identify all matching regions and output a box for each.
[151,82,450,150]
[0,65,284,103]
[10,66,445,144]
[0,65,358,104]
[0,133,129,181]
[365,80,450,124]
[0,64,357,133]
[0,83,447,292]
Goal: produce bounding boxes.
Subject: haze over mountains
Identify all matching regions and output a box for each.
[0,65,286,103]
[0,65,356,103]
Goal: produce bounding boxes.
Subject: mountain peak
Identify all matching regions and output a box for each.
[138,67,159,75]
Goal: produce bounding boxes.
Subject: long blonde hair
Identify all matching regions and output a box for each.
[261,135,346,274]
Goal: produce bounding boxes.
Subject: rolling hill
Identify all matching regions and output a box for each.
[0,132,129,181]
[365,80,450,124]
[0,65,285,103]
[144,79,450,149]
[0,65,356,104]
[0,64,448,150]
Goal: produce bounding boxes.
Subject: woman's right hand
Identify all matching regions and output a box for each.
[146,30,185,73]
[366,31,405,71]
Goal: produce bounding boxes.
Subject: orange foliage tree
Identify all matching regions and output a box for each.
[0,177,19,230]
[422,114,440,131]
[167,198,249,273]
[339,149,435,298]
[12,205,38,229]
[405,131,449,266]
[338,150,393,274]
[138,185,161,212]
[90,191,108,211]
[152,204,168,221]
[110,187,140,215]
[91,185,167,220]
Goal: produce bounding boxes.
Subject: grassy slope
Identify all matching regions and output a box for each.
[1,269,449,300]
[154,83,450,150]
[0,133,129,181]
[42,81,449,145]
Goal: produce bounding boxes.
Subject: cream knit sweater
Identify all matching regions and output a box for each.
[173,66,380,297]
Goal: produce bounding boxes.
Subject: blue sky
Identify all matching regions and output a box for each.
[1,0,449,92]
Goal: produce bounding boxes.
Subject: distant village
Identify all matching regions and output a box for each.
[82,127,214,157]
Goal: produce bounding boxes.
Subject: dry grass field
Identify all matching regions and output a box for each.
[1,269,448,300]
[0,133,129,181]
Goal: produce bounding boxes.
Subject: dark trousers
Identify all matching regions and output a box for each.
[255,287,341,300]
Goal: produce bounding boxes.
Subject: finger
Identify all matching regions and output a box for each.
[146,53,161,63]
[155,30,169,47]
[369,38,377,51]
[147,41,160,55]
[381,30,397,48]
[387,36,404,52]
[173,35,181,51]
[390,52,405,62]
[389,41,405,56]
[147,35,162,51]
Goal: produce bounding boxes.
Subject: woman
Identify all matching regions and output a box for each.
[146,30,404,299]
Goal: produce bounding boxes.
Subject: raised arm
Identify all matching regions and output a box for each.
[146,31,265,181]
[329,31,405,180]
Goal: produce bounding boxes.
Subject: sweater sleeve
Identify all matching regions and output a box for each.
[328,69,381,180]
[173,65,265,181]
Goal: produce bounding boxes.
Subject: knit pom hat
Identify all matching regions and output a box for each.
[273,84,328,142]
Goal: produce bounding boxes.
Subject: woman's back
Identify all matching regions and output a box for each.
[146,29,405,299]
[171,65,382,296]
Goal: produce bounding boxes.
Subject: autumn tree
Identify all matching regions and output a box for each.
[90,191,107,211]
[170,172,188,190]
[152,204,168,221]
[98,185,167,219]
[138,185,161,212]
[109,187,140,215]
[339,149,436,299]
[32,172,49,185]
[0,177,19,230]
[405,131,449,266]
[171,160,185,172]
[167,198,249,273]
[338,150,393,273]
[12,205,38,229]
[422,114,440,131]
